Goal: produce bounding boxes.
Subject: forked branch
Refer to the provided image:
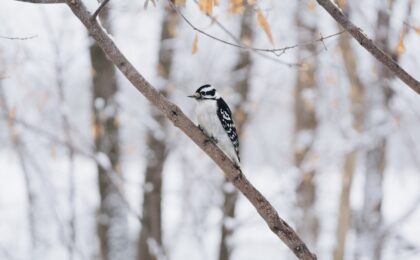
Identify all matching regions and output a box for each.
[90,0,110,21]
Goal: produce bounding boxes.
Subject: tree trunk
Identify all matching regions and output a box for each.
[137,6,178,260]
[355,1,396,259]
[294,0,320,248]
[89,5,129,260]
[333,1,365,260]
[218,7,254,260]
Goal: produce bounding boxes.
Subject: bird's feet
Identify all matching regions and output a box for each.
[198,125,204,133]
[199,125,218,144]
[204,135,218,145]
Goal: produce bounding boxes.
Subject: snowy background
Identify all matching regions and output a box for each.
[1,0,420,260]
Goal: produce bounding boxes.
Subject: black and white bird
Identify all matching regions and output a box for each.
[188,84,240,167]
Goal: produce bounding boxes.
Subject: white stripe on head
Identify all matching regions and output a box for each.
[196,84,214,93]
[196,84,219,99]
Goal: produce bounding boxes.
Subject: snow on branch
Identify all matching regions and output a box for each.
[12,0,317,259]
[315,0,420,95]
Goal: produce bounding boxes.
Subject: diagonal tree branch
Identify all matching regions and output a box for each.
[14,0,316,259]
[315,0,420,95]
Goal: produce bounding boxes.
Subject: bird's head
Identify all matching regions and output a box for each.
[188,84,219,101]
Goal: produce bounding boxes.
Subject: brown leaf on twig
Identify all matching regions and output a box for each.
[257,9,274,44]
[229,0,244,14]
[174,0,186,7]
[199,0,214,15]
[395,32,406,57]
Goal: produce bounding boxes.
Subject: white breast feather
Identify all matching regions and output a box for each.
[196,100,240,165]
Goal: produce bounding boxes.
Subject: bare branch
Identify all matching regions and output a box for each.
[60,0,316,259]
[315,0,420,95]
[0,35,38,40]
[170,0,344,58]
[14,0,65,3]
[91,0,110,21]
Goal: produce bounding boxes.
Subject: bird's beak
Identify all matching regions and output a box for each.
[188,93,200,99]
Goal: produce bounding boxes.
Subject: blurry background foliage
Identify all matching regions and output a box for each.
[1,0,420,260]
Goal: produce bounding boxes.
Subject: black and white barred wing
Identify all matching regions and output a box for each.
[216,98,240,162]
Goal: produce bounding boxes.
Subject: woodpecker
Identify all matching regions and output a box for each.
[188,84,240,167]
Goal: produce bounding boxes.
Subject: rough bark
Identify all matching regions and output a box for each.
[294,0,319,248]
[35,1,319,259]
[333,1,364,260]
[314,0,420,95]
[218,6,253,260]
[89,5,129,260]
[137,6,178,260]
[355,2,395,259]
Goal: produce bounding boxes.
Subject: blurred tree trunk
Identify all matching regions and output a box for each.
[355,1,396,259]
[333,1,365,260]
[293,0,319,248]
[218,6,253,260]
[0,84,43,260]
[53,39,77,260]
[137,6,178,260]
[89,6,129,260]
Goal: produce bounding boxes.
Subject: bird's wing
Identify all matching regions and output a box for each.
[216,98,240,161]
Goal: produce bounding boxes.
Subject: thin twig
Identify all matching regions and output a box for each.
[169,0,344,57]
[91,0,110,21]
[319,32,328,51]
[1,111,143,222]
[0,35,38,40]
[14,0,65,3]
[0,86,87,260]
[186,0,298,66]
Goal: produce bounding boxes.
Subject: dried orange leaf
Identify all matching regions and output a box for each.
[414,26,420,35]
[229,0,244,14]
[257,9,274,44]
[395,32,406,56]
[92,122,103,140]
[199,0,214,15]
[192,33,199,54]
[175,0,186,7]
